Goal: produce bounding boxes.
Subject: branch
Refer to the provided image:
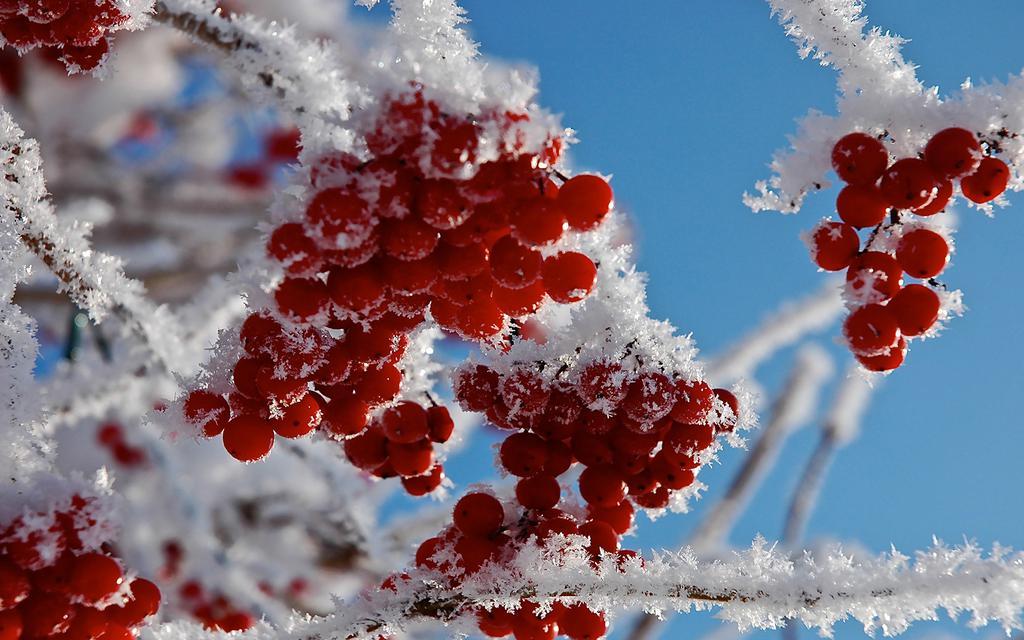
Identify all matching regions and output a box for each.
[143,538,1024,640]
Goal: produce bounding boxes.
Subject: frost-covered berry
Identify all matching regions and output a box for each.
[559,174,613,230]
[960,157,1010,204]
[846,251,903,302]
[222,414,276,462]
[896,229,948,279]
[880,158,940,210]
[836,184,889,228]
[68,552,123,604]
[542,252,597,304]
[183,390,230,437]
[500,432,549,477]
[856,337,906,372]
[887,284,940,336]
[924,127,982,179]
[809,221,859,271]
[843,304,899,355]
[453,493,504,536]
[831,133,889,185]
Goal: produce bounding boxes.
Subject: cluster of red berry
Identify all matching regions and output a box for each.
[0,0,128,71]
[399,491,638,640]
[184,90,612,497]
[95,423,147,469]
[0,495,160,640]
[456,359,736,514]
[177,580,254,632]
[808,128,1010,371]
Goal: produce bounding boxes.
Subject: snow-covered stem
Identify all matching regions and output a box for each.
[145,537,1024,639]
[708,282,843,386]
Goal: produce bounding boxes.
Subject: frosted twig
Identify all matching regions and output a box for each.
[707,282,843,386]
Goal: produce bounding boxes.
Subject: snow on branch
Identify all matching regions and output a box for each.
[0,108,191,373]
[152,0,366,151]
[143,537,1024,639]
[747,0,1024,214]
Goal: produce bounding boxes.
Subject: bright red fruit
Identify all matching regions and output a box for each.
[559,174,613,230]
[401,465,445,496]
[846,251,903,302]
[183,390,230,437]
[879,158,940,210]
[837,184,889,228]
[912,179,952,216]
[381,401,429,443]
[489,235,543,289]
[515,474,561,510]
[960,157,1010,203]
[857,337,906,372]
[305,187,373,245]
[559,604,607,640]
[578,464,626,508]
[270,394,321,438]
[343,427,388,470]
[542,252,597,304]
[512,199,566,247]
[924,127,981,179]
[831,133,888,185]
[808,221,859,271]
[453,493,504,536]
[896,229,948,279]
[843,304,900,355]
[887,284,940,336]
[500,432,549,477]
[222,414,276,462]
[453,365,500,412]
[69,552,123,603]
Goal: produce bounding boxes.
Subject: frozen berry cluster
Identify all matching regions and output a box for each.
[95,422,148,469]
[0,0,129,71]
[177,580,254,632]
[808,128,1010,371]
[184,89,611,496]
[456,358,737,514]
[0,495,160,639]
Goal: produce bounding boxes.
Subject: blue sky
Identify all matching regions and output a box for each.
[364,2,1024,639]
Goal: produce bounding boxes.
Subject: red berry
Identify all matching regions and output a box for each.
[222,414,276,462]
[500,368,549,415]
[427,406,455,443]
[879,158,940,210]
[896,229,948,279]
[489,236,542,289]
[381,401,429,444]
[415,536,445,570]
[453,493,505,536]
[559,604,607,640]
[455,534,505,574]
[669,379,713,423]
[387,439,434,477]
[356,363,402,406]
[265,127,300,161]
[267,223,321,275]
[321,395,369,437]
[477,607,515,638]
[651,452,695,490]
[96,422,123,445]
[542,252,597,304]
[183,390,230,437]
[578,464,626,508]
[492,281,546,317]
[515,474,561,510]
[621,372,676,424]
[713,388,740,432]
[0,557,29,609]
[559,175,613,230]
[380,218,440,261]
[808,221,859,271]
[0,610,21,640]
[588,500,634,535]
[831,133,888,185]
[576,360,628,409]
[401,465,445,496]
[343,426,389,470]
[512,199,566,247]
[380,254,438,294]
[846,251,903,302]
[327,263,387,315]
[270,394,321,438]
[913,179,952,216]
[417,179,471,230]
[500,432,549,477]
[924,127,981,179]
[578,519,619,554]
[857,336,907,372]
[275,277,329,320]
[960,157,1010,204]
[436,242,488,280]
[306,188,373,245]
[18,593,74,637]
[255,366,308,406]
[887,284,940,336]
[635,486,671,509]
[239,313,282,355]
[453,365,500,412]
[843,304,899,355]
[108,578,161,626]
[836,184,889,228]
[457,298,505,339]
[68,552,122,604]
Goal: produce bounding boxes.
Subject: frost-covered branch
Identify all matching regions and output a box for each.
[144,537,1024,639]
